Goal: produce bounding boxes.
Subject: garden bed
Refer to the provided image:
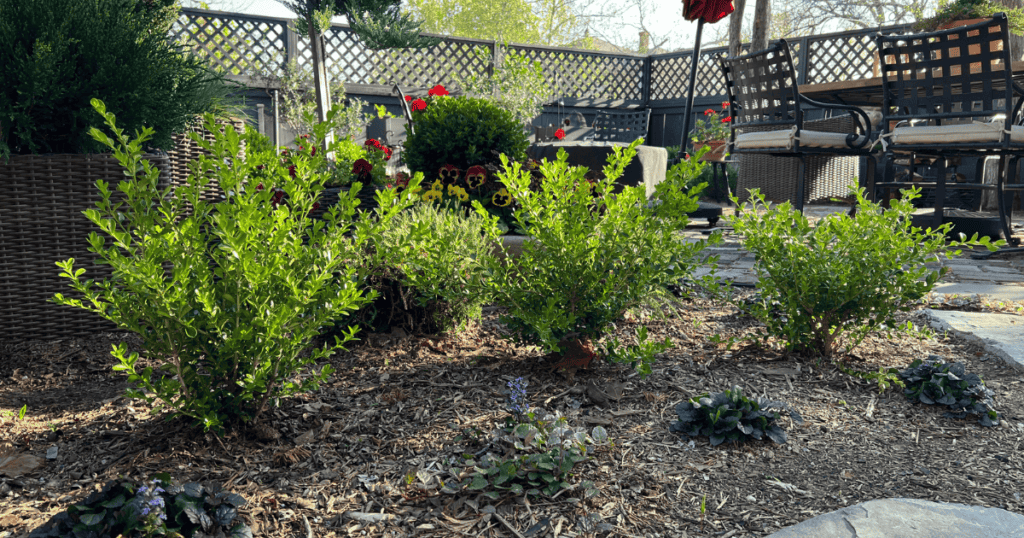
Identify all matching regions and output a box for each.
[0,292,1022,537]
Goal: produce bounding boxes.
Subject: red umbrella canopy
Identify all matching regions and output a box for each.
[683,0,734,23]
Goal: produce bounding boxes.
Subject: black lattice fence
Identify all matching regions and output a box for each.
[171,7,912,145]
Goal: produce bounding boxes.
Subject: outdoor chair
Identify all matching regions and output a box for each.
[872,14,1023,243]
[719,39,875,212]
[591,109,651,143]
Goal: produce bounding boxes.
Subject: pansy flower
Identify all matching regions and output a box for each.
[427,84,449,97]
[439,164,460,185]
[422,189,442,202]
[465,165,487,189]
[492,188,512,207]
[431,179,444,192]
[411,98,427,112]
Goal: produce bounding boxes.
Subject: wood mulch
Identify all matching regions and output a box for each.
[1,291,1022,538]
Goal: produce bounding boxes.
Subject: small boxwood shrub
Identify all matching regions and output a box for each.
[729,188,1000,357]
[30,477,251,538]
[899,355,1000,427]
[347,199,501,334]
[670,385,803,446]
[403,91,529,178]
[488,141,715,357]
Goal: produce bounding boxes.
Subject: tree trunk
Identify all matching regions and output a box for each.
[751,0,770,52]
[728,0,746,57]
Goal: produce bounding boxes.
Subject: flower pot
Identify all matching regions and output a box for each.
[936,18,1003,75]
[694,140,728,162]
[495,234,533,261]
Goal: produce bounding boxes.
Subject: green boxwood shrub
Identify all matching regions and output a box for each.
[0,0,234,156]
[345,200,501,334]
[403,93,529,179]
[729,188,1000,357]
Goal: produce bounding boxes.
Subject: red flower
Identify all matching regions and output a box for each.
[394,172,409,187]
[256,182,264,191]
[383,147,393,161]
[465,165,487,189]
[704,109,715,116]
[404,95,413,102]
[722,116,732,123]
[312,202,320,210]
[352,158,373,176]
[411,98,427,112]
[310,146,317,156]
[554,128,566,140]
[439,164,460,185]
[365,138,383,149]
[722,101,730,109]
[288,165,296,178]
[684,153,690,161]
[427,84,449,97]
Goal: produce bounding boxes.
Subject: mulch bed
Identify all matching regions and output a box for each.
[1,291,1022,538]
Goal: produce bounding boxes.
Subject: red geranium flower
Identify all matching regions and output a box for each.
[427,84,449,97]
[465,165,487,189]
[722,116,732,123]
[365,138,383,149]
[439,164,460,185]
[383,147,393,160]
[404,95,413,102]
[554,128,565,140]
[288,165,296,178]
[704,109,715,116]
[411,98,427,112]
[352,158,373,176]
[310,146,317,156]
[722,101,730,109]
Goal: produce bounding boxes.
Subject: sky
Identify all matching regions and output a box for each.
[184,0,710,52]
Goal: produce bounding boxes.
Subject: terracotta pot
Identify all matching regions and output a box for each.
[936,17,1003,75]
[693,140,728,162]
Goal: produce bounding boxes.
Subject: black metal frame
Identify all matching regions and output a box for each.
[719,39,873,211]
[873,14,1024,244]
[592,109,652,143]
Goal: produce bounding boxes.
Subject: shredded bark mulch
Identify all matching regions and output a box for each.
[1,292,1022,538]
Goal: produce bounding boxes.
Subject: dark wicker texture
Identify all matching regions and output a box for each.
[166,117,247,203]
[735,115,861,206]
[1,153,170,340]
[592,109,651,143]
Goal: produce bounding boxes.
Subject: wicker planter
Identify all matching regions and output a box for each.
[166,116,247,203]
[694,140,728,162]
[1,153,170,340]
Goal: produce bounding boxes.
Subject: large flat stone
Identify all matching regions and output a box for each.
[923,310,1024,372]
[766,498,1024,538]
[931,282,1024,302]
[0,451,44,478]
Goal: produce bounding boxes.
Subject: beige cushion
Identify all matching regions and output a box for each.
[734,128,869,151]
[889,121,1024,145]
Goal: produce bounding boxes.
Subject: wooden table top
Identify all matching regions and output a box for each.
[798,61,1024,106]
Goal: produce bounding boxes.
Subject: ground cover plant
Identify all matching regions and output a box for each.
[30,477,251,538]
[670,385,803,446]
[729,188,1001,357]
[898,355,1000,426]
[53,101,420,434]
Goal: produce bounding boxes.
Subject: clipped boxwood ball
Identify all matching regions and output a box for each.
[403,95,529,179]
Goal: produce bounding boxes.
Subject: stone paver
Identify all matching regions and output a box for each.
[766,498,1024,538]
[923,310,1024,372]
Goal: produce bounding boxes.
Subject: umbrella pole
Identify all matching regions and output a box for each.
[675,19,705,163]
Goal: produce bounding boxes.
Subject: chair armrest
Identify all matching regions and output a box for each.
[798,95,872,149]
[1012,82,1024,124]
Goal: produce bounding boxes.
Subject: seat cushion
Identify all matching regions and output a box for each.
[889,121,1024,145]
[734,128,868,151]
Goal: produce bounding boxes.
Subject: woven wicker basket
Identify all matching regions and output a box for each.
[735,115,861,206]
[1,153,170,340]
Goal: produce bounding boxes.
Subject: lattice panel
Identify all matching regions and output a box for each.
[172,12,286,76]
[297,29,491,87]
[805,34,879,85]
[650,45,757,101]
[511,47,645,101]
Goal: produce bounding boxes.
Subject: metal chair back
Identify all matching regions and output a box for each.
[592,109,651,143]
[719,40,803,140]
